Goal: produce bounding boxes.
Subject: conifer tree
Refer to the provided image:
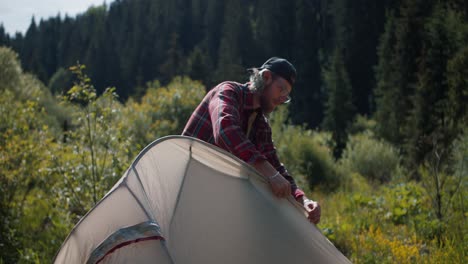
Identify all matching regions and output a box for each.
[322,48,356,157]
[406,4,468,165]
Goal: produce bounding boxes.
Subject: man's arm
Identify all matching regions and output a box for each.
[260,126,305,199]
[262,126,321,224]
[208,83,290,198]
[261,147,321,224]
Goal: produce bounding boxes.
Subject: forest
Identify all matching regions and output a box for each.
[0,0,466,263]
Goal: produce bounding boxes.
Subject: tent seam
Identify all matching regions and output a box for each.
[132,166,157,221]
[169,142,193,230]
[125,179,153,221]
[132,158,176,264]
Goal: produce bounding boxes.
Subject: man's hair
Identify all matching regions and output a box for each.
[248,68,276,93]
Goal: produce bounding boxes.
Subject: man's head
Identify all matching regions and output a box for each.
[248,57,296,113]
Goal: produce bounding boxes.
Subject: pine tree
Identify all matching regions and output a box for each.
[289,0,324,127]
[374,0,433,150]
[322,48,356,158]
[340,0,393,116]
[21,17,41,76]
[254,0,296,59]
[446,46,468,133]
[0,25,10,47]
[186,46,211,85]
[159,32,184,83]
[36,15,61,83]
[374,11,402,144]
[83,5,108,94]
[406,3,468,165]
[214,0,249,83]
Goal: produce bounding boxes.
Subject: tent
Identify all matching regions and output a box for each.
[54,136,351,263]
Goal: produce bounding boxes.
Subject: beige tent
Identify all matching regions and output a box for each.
[54,136,351,263]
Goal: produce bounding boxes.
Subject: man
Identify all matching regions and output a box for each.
[182,57,321,224]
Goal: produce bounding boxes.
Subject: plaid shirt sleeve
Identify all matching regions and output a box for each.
[209,83,268,165]
[261,124,305,199]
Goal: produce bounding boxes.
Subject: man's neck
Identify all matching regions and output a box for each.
[252,92,261,109]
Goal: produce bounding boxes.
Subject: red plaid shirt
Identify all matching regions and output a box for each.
[182,81,305,199]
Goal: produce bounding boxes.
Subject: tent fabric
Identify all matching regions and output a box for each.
[87,221,165,264]
[53,136,351,264]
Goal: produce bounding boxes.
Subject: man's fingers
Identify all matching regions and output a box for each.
[268,177,290,198]
[302,199,321,224]
[306,201,321,224]
[308,212,320,224]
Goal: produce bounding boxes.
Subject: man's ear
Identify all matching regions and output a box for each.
[262,70,273,84]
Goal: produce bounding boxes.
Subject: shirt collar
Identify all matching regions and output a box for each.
[241,82,261,112]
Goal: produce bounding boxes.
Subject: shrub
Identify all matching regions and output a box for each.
[347,114,377,136]
[0,46,22,92]
[320,180,433,263]
[339,132,400,183]
[125,76,206,150]
[448,129,468,246]
[0,90,56,263]
[51,64,133,217]
[417,128,467,244]
[270,107,340,191]
[0,47,66,135]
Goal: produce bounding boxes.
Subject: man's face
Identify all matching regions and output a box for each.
[260,74,292,114]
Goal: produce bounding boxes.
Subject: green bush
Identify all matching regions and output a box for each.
[320,180,434,263]
[417,128,467,244]
[270,107,340,191]
[0,47,66,135]
[0,47,46,100]
[124,76,206,151]
[451,132,468,241]
[0,46,22,92]
[48,67,73,95]
[53,64,133,211]
[339,132,400,183]
[347,114,377,136]
[0,89,58,263]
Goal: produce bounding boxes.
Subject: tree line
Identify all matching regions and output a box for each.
[0,0,393,123]
[0,0,466,167]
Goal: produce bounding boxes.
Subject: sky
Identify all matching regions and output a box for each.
[0,0,115,35]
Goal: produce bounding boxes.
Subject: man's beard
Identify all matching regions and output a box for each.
[259,84,275,114]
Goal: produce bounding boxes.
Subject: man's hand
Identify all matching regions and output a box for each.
[253,160,291,199]
[303,198,321,224]
[266,173,291,198]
